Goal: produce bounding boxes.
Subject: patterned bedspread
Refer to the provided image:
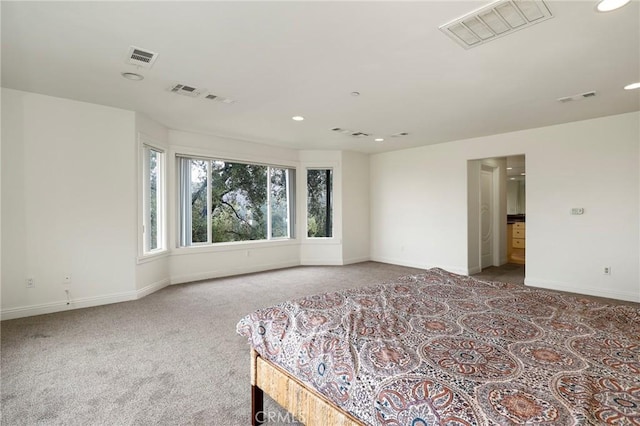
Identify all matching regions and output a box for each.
[236,268,640,425]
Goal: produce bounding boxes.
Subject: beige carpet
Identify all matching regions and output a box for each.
[2,262,434,425]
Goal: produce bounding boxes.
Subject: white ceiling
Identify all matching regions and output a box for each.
[2,1,639,154]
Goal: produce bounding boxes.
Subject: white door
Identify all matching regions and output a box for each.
[480,168,494,268]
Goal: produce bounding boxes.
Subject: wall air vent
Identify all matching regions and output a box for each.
[556,91,597,103]
[440,0,553,49]
[168,83,203,98]
[125,46,158,69]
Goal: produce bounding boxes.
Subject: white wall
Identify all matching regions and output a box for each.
[342,151,370,264]
[1,89,139,319]
[371,112,640,302]
[370,141,470,274]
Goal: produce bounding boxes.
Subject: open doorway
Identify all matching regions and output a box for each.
[506,155,525,264]
[467,155,525,280]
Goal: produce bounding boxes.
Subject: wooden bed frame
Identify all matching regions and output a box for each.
[251,349,364,426]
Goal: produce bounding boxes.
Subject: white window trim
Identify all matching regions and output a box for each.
[176,154,297,247]
[305,166,335,240]
[138,134,168,261]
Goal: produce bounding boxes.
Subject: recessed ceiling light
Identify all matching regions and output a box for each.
[624,82,640,90]
[507,167,513,170]
[292,116,304,121]
[121,72,144,81]
[374,138,384,142]
[351,91,360,97]
[521,173,526,176]
[510,178,516,181]
[596,0,631,12]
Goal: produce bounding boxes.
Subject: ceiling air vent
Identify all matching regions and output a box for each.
[205,93,236,104]
[125,46,158,69]
[440,0,553,49]
[556,91,597,103]
[331,128,371,137]
[168,83,203,98]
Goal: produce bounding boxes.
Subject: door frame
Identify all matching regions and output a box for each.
[479,164,501,268]
[467,158,507,274]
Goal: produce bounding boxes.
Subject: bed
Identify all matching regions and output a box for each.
[237,268,640,425]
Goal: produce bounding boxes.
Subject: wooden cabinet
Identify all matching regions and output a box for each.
[513,238,526,248]
[509,222,525,264]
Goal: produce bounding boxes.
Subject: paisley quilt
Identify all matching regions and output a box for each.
[236,268,640,425]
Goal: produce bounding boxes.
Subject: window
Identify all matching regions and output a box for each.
[178,156,295,246]
[307,169,332,238]
[142,145,165,254]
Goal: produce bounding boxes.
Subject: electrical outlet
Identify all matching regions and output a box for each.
[603,266,611,275]
[26,278,35,288]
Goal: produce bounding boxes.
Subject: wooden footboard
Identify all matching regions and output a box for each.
[250,349,364,426]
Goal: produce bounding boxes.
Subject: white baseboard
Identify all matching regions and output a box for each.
[170,260,301,285]
[370,256,470,276]
[300,259,344,266]
[1,278,172,321]
[1,290,137,321]
[370,255,428,270]
[136,278,170,298]
[525,277,640,303]
[467,266,482,274]
[342,256,371,265]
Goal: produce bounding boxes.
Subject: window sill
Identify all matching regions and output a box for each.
[137,250,169,264]
[302,238,342,245]
[172,238,299,256]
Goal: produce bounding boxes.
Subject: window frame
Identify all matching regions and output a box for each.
[306,167,334,239]
[268,166,296,241]
[176,154,296,248]
[139,136,167,259]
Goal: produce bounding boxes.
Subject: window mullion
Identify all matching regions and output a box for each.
[180,158,192,247]
[207,161,212,244]
[325,169,332,237]
[143,148,150,252]
[284,170,291,239]
[157,152,164,250]
[266,167,272,240]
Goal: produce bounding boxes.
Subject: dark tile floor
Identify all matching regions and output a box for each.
[472,263,525,285]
